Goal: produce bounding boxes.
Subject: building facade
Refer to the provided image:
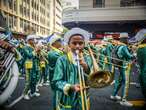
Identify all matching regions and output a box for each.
[0,0,63,37]
[63,0,146,33]
[62,0,79,10]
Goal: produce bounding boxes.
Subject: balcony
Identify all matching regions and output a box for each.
[63,6,146,23]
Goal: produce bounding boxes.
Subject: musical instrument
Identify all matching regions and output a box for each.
[35,44,48,64]
[75,46,115,109]
[76,50,89,110]
[0,39,19,105]
[86,46,114,88]
[75,43,132,109]
[83,47,130,68]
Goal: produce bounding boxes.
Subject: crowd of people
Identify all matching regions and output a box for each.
[10,27,146,110]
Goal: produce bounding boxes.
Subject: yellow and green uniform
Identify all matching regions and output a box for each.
[52,52,92,110]
[47,46,64,109]
[99,46,106,70]
[48,46,64,86]
[16,43,25,75]
[39,49,48,84]
[112,44,133,100]
[137,43,146,100]
[23,44,38,95]
[104,43,114,72]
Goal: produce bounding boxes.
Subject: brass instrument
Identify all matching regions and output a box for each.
[87,46,114,88]
[75,47,114,110]
[35,44,48,64]
[76,50,89,110]
[84,47,130,68]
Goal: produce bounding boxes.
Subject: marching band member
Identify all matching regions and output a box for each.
[16,39,26,76]
[47,34,64,84]
[47,33,64,110]
[35,41,43,91]
[110,33,133,107]
[39,44,49,86]
[103,35,114,72]
[52,28,92,110]
[23,35,40,100]
[129,27,146,103]
[98,40,107,70]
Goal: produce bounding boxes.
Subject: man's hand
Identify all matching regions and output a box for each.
[72,84,89,92]
[72,84,80,92]
[79,53,88,72]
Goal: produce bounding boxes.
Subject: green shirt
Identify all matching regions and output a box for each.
[52,54,92,110]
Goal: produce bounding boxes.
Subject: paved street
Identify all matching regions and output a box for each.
[0,75,145,110]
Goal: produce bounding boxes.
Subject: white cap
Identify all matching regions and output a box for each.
[64,27,90,44]
[119,33,129,38]
[48,34,62,45]
[26,35,35,42]
[106,35,113,40]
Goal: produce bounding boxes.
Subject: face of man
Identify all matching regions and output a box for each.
[28,39,34,46]
[120,38,128,44]
[68,35,85,53]
[52,39,62,49]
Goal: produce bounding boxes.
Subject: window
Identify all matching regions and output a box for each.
[36,25,39,32]
[32,12,34,19]
[93,0,105,8]
[9,15,13,29]
[56,14,61,20]
[20,5,23,15]
[6,14,9,26]
[37,15,39,22]
[34,2,36,9]
[32,0,34,7]
[47,12,49,18]
[56,7,61,13]
[8,0,13,10]
[27,9,30,17]
[13,16,17,27]
[56,21,61,27]
[20,19,23,28]
[56,0,61,6]
[35,14,37,21]
[26,0,30,4]
[14,0,17,12]
[47,21,50,27]
[3,0,8,7]
[24,7,26,16]
[24,21,27,31]
[37,4,39,10]
[120,0,146,7]
[0,0,2,7]
[40,0,45,6]
[47,3,50,9]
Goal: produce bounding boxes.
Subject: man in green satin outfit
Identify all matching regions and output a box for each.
[52,28,92,110]
[16,39,25,76]
[23,35,40,100]
[110,33,133,107]
[48,34,64,85]
[103,36,114,72]
[129,28,146,103]
[98,41,107,70]
[47,34,64,109]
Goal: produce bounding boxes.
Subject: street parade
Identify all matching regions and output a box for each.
[0,0,146,110]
